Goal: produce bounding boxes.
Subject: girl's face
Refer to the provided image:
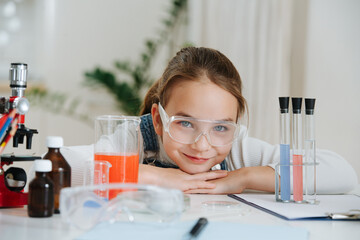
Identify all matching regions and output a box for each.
[152,76,239,174]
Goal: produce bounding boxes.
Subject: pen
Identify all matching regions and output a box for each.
[186,217,208,240]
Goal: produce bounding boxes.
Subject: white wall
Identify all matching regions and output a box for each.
[302,0,360,181]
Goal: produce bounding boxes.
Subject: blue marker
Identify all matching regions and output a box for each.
[279,97,291,201]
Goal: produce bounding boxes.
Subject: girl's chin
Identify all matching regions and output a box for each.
[181,164,212,174]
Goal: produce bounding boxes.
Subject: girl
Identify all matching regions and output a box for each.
[137,46,357,194]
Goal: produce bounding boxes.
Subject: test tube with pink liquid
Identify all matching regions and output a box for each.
[292,97,303,202]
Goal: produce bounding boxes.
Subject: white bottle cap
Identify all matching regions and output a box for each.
[34,160,52,172]
[46,136,64,148]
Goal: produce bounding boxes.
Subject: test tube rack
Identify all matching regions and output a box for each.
[275,97,319,204]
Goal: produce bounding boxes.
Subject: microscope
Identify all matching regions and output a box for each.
[0,63,40,207]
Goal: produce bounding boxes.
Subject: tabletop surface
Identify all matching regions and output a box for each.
[1,189,359,240]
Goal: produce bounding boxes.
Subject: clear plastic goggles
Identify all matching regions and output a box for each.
[60,183,184,230]
[158,103,239,147]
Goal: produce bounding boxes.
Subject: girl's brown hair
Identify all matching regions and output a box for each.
[140,47,247,119]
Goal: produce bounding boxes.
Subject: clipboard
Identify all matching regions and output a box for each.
[228,193,360,221]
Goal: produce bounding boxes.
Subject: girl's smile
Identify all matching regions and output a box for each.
[183,153,213,163]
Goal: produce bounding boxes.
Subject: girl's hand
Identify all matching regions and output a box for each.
[138,164,228,191]
[184,169,247,194]
[184,166,275,194]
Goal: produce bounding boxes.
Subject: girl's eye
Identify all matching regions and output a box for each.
[180,121,193,128]
[213,125,228,132]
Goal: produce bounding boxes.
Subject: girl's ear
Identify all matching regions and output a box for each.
[151,103,163,136]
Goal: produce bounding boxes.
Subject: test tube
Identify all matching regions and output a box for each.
[279,97,291,201]
[292,97,303,202]
[305,98,316,203]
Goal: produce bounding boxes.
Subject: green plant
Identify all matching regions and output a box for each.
[84,0,188,115]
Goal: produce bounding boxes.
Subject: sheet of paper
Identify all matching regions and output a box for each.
[232,194,360,219]
[76,220,308,240]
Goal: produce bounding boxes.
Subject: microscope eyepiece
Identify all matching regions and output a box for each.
[9,63,27,97]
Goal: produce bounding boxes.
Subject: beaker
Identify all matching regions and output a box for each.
[94,115,141,199]
[83,160,112,198]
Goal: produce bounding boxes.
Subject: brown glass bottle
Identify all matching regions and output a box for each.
[28,160,54,218]
[44,136,71,214]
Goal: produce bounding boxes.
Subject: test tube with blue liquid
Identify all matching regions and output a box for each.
[279,97,291,201]
[292,97,303,202]
[305,98,318,204]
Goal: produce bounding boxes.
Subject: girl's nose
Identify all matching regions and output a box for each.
[192,133,211,151]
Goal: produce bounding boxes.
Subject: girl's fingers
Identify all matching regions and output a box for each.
[194,180,216,189]
[184,188,214,194]
[181,180,216,191]
[189,170,228,181]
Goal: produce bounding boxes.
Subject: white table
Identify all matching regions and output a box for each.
[0,192,359,240]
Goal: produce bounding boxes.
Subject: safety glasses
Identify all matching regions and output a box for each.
[60,183,184,230]
[158,103,239,147]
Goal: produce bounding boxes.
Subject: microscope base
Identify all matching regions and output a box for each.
[0,174,28,207]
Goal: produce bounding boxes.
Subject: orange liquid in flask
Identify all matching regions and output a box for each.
[94,153,139,199]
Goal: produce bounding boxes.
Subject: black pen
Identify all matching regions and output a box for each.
[185,217,208,240]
